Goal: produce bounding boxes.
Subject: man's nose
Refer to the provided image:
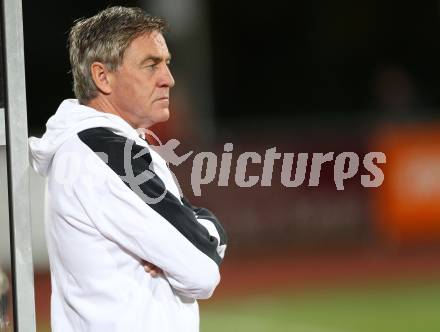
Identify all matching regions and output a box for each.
[158,64,175,88]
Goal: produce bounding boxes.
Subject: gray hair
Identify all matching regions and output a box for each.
[68,6,167,104]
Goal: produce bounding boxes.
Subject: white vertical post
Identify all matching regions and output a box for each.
[1,0,37,331]
[0,108,5,146]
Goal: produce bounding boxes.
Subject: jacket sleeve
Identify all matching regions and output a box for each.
[71,128,225,299]
[181,197,228,259]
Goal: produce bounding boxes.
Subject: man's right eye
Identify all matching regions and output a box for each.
[146,64,158,70]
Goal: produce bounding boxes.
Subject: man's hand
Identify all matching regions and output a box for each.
[142,261,162,277]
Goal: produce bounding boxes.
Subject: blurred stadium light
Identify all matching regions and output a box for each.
[373,124,440,245]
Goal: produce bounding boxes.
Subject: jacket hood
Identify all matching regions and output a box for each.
[29,99,140,176]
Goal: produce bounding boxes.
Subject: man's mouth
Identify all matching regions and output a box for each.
[154,97,170,105]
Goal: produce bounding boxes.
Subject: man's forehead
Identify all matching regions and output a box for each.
[151,31,167,47]
[137,31,170,55]
[140,31,168,49]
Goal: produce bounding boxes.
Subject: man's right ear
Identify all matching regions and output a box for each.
[90,62,112,95]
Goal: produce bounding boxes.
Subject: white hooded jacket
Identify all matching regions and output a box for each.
[29,99,227,332]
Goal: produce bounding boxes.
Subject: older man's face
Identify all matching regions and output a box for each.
[109,31,175,128]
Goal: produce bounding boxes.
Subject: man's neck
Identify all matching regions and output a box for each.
[87,96,136,128]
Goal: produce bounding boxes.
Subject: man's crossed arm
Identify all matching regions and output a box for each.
[76,128,228,299]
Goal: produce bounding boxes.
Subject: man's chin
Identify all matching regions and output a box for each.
[144,108,170,128]
[157,108,170,123]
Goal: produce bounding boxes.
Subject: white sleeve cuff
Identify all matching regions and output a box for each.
[196,218,227,259]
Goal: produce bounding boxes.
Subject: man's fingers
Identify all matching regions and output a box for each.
[142,261,162,277]
[143,261,154,269]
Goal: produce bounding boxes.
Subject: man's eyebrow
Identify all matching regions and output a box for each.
[140,54,172,65]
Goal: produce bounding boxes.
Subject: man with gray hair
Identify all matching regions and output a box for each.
[29,6,227,332]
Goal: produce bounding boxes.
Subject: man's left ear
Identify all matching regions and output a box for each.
[90,61,112,95]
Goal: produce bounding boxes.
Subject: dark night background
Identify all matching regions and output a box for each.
[23,0,440,133]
